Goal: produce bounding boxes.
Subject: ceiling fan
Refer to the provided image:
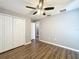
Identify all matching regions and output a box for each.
[26,0,55,15]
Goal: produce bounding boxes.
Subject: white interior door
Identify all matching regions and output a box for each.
[4,16,13,51]
[13,18,25,48]
[0,15,3,52]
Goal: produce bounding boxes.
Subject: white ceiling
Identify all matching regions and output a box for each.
[0,0,77,20]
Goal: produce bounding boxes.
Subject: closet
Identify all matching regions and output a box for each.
[0,13,25,53]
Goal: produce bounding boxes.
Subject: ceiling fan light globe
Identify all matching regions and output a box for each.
[37,9,41,15]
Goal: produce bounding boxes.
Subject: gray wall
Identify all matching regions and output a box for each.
[39,9,79,50]
[25,18,31,43]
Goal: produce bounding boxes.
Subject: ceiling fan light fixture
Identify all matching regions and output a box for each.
[37,9,41,14]
[26,0,55,16]
[37,9,44,15]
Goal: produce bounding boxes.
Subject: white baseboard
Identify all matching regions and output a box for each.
[24,42,31,45]
[40,40,79,52]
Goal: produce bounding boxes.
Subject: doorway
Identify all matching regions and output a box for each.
[31,21,40,41]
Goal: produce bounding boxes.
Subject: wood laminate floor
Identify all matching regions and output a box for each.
[0,40,79,59]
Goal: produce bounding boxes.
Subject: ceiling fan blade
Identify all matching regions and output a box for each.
[43,12,46,15]
[33,11,37,15]
[26,6,36,9]
[44,7,54,10]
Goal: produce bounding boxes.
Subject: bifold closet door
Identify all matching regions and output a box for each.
[0,14,25,53]
[0,15,3,53]
[13,19,25,48]
[4,16,13,51]
[0,14,13,52]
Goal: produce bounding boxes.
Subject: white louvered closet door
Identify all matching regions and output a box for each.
[0,15,3,53]
[13,18,25,48]
[0,13,25,53]
[4,15,13,51]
